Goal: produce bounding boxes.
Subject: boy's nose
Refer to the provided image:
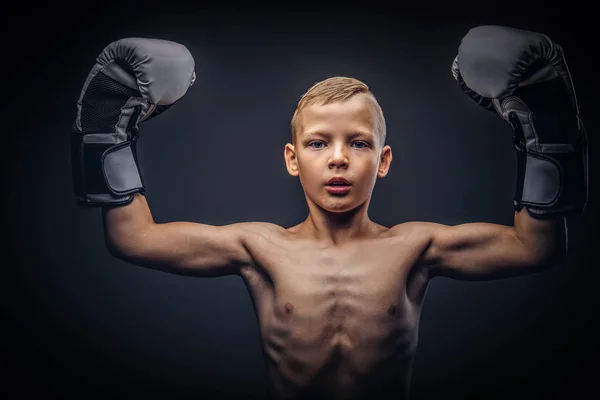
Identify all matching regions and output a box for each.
[328,146,349,169]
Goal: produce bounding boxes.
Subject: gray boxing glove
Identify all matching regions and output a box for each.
[452,25,588,219]
[71,37,196,207]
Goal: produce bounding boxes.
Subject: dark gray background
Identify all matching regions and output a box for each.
[4,2,598,399]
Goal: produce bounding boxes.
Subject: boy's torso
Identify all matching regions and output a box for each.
[237,222,432,399]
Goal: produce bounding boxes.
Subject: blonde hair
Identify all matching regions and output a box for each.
[290,77,386,147]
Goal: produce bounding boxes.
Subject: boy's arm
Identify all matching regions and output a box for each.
[103,194,257,277]
[418,25,588,280]
[71,38,264,277]
[417,211,566,280]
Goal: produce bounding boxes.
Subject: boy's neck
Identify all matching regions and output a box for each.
[296,201,378,246]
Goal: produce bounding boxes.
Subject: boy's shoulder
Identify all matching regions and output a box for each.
[233,221,295,243]
[388,221,443,240]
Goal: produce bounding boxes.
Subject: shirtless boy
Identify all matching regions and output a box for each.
[71,25,588,399]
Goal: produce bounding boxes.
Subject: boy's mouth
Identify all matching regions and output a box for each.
[326,177,351,186]
[325,177,351,194]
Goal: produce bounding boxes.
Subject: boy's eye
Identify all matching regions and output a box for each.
[307,141,369,149]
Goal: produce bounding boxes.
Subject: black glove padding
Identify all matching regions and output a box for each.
[452,25,588,219]
[71,37,196,207]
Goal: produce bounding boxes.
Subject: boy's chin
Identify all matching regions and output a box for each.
[306,191,366,214]
[319,199,360,214]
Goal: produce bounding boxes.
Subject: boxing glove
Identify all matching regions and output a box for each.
[452,25,588,219]
[71,37,196,207]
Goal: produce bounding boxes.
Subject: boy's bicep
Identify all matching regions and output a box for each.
[124,221,259,277]
[421,222,539,280]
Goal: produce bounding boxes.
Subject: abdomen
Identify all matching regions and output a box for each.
[261,297,419,399]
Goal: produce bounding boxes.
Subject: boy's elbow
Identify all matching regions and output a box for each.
[529,242,568,270]
[103,222,152,262]
[104,230,130,261]
[104,235,128,260]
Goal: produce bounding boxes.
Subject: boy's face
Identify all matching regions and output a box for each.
[284,96,392,213]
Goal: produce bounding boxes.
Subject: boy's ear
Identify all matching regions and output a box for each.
[377,145,393,178]
[284,143,299,177]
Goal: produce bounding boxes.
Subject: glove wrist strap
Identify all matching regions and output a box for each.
[71,132,145,207]
[510,111,588,218]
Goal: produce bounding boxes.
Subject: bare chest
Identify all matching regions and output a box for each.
[268,246,414,324]
[240,236,427,386]
[244,235,425,307]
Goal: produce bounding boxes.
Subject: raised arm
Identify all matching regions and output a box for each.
[419,25,589,280]
[419,210,566,280]
[103,194,256,277]
[70,38,261,277]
